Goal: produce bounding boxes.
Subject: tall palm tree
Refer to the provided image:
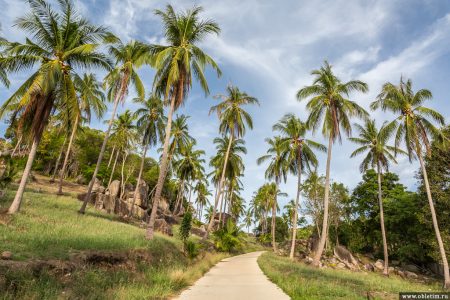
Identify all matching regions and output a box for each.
[146,5,221,239]
[168,115,194,164]
[349,119,403,275]
[257,137,289,251]
[206,86,258,236]
[371,78,449,288]
[194,180,211,220]
[80,40,150,213]
[0,0,113,214]
[57,73,106,194]
[273,114,326,259]
[131,95,164,208]
[243,209,253,234]
[297,61,368,266]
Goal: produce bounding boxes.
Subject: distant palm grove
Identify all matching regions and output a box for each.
[0,0,449,290]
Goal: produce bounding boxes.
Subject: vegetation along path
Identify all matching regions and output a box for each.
[176,251,289,300]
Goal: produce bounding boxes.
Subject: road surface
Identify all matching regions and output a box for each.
[175,251,290,300]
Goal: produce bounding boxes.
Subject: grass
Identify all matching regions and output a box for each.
[258,252,443,300]
[0,188,228,299]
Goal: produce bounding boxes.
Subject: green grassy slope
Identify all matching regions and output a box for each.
[0,190,227,299]
[258,252,443,300]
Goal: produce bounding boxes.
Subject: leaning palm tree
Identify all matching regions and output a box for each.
[371,78,449,288]
[297,61,368,266]
[0,0,113,214]
[257,137,289,252]
[57,73,106,194]
[273,114,326,259]
[131,95,164,208]
[349,119,403,276]
[206,86,258,236]
[80,40,150,213]
[146,5,221,239]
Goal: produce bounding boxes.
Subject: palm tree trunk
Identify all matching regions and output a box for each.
[107,145,116,169]
[79,90,122,214]
[50,137,67,183]
[107,149,120,189]
[174,179,185,215]
[377,162,389,276]
[57,115,78,195]
[418,154,450,289]
[218,187,225,227]
[146,94,176,240]
[206,133,234,236]
[120,151,128,200]
[131,143,148,209]
[313,135,333,266]
[271,189,278,252]
[8,136,41,214]
[11,135,22,157]
[289,150,302,259]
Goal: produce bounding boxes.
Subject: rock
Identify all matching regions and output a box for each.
[94,194,104,210]
[135,179,149,208]
[108,180,121,198]
[388,267,395,274]
[91,177,102,193]
[397,270,405,278]
[75,174,87,184]
[334,245,359,268]
[391,260,400,266]
[158,197,170,213]
[101,193,116,213]
[130,205,146,219]
[336,262,346,269]
[403,264,420,273]
[374,259,384,270]
[190,226,206,237]
[77,192,96,204]
[1,251,12,260]
[154,219,173,236]
[304,256,313,264]
[405,271,418,279]
[364,263,375,272]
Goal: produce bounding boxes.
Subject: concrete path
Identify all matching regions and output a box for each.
[175,251,290,300]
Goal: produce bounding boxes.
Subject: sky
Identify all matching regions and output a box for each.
[1,0,450,213]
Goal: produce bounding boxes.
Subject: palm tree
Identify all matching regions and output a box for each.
[146,5,221,239]
[206,86,258,236]
[371,78,449,288]
[303,171,326,238]
[349,119,402,275]
[0,0,113,214]
[131,95,164,208]
[57,73,106,194]
[243,209,253,234]
[273,113,326,259]
[0,31,9,88]
[168,115,194,165]
[79,40,150,213]
[257,137,289,252]
[297,61,368,266]
[194,180,211,220]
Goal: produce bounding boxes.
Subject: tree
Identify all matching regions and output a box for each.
[131,95,164,208]
[146,5,221,239]
[79,40,150,214]
[371,78,449,288]
[297,61,368,266]
[206,86,258,236]
[303,171,325,238]
[349,119,402,275]
[194,180,211,220]
[273,113,326,259]
[257,137,289,252]
[0,0,113,213]
[57,73,106,194]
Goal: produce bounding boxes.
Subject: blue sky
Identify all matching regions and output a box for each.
[1,0,450,212]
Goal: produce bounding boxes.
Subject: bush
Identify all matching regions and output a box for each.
[184,239,200,259]
[179,211,193,243]
[213,220,244,252]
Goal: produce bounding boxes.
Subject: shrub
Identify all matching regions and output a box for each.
[184,239,200,259]
[213,219,244,252]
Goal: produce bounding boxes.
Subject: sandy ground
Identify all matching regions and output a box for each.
[175,251,290,300]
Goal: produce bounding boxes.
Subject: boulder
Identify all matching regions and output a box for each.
[77,192,96,204]
[334,245,359,267]
[364,263,375,272]
[108,180,121,198]
[336,262,346,269]
[374,259,384,270]
[403,264,420,273]
[154,219,173,236]
[101,193,116,213]
[397,270,405,278]
[158,197,170,213]
[388,267,395,274]
[190,226,206,237]
[75,174,87,184]
[1,251,12,260]
[130,205,146,219]
[94,194,104,210]
[391,260,400,266]
[135,179,149,208]
[91,177,102,193]
[405,271,418,279]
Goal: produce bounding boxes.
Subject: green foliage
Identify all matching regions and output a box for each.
[179,211,193,243]
[256,217,289,243]
[0,155,18,192]
[213,219,244,252]
[184,239,200,259]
